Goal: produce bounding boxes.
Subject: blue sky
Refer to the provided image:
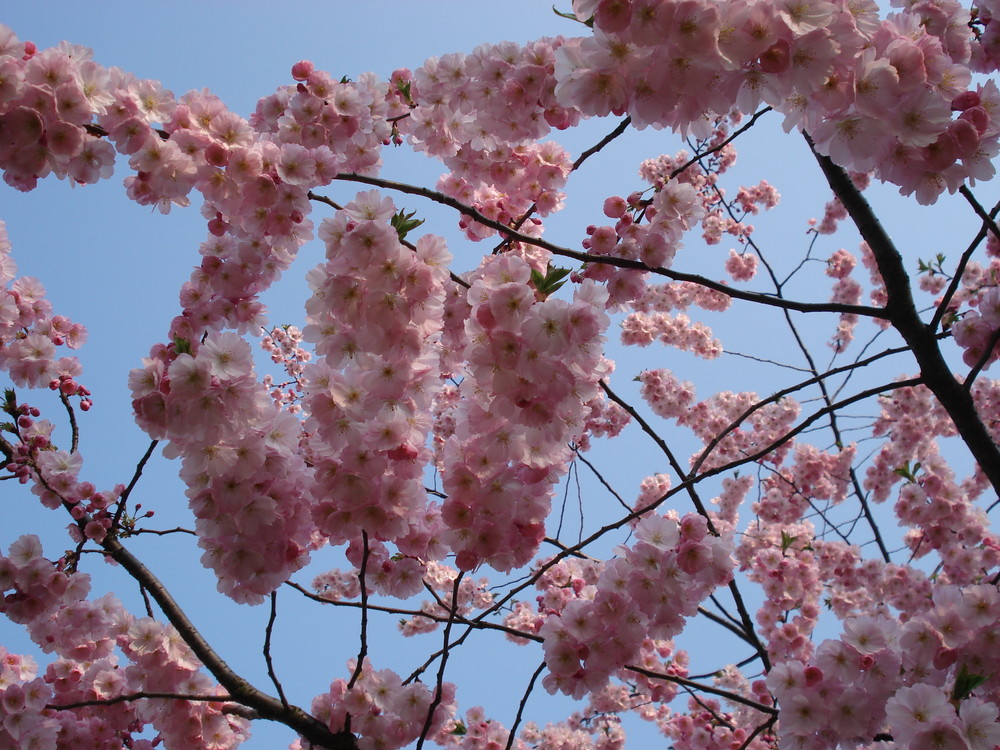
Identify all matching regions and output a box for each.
[2,4,997,749]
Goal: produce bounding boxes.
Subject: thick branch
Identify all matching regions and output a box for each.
[101,537,356,750]
[805,134,1000,497]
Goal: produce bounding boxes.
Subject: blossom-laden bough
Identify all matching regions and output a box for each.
[2,3,1000,748]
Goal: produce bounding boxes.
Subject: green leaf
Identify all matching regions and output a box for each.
[952,664,989,701]
[552,5,593,26]
[780,530,797,552]
[391,209,424,242]
[395,79,413,104]
[532,264,573,298]
[173,337,192,355]
[893,461,920,482]
[450,721,467,736]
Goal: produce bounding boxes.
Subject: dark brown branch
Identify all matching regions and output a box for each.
[58,392,79,454]
[347,531,371,691]
[113,439,158,530]
[48,691,241,710]
[100,536,357,750]
[505,662,546,750]
[806,133,1000,498]
[624,665,777,715]
[265,591,289,709]
[416,574,463,750]
[326,173,885,318]
[931,188,1000,330]
[738,717,777,750]
[573,116,632,170]
[129,526,197,536]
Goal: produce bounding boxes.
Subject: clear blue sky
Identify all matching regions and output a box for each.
[2,4,995,749]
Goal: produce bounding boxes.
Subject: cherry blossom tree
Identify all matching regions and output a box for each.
[2,2,1000,749]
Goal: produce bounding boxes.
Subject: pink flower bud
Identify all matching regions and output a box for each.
[951,90,981,111]
[603,196,628,219]
[291,60,314,81]
[204,142,229,167]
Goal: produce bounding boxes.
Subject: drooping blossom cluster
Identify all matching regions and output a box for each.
[615,250,730,361]
[301,191,451,560]
[537,512,733,698]
[399,40,581,243]
[825,246,863,351]
[437,254,611,571]
[128,331,315,604]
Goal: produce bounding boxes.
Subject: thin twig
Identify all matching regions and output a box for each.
[416,574,463,750]
[265,591,289,708]
[669,107,773,180]
[347,531,371,690]
[624,665,777,715]
[931,188,1000,331]
[505,662,546,750]
[572,448,632,512]
[113,439,158,530]
[325,172,884,318]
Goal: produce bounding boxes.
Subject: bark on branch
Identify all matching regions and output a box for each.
[805,133,1000,498]
[101,536,358,750]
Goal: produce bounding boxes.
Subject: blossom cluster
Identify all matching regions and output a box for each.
[437,254,612,571]
[953,285,1000,368]
[580,180,704,308]
[637,369,801,470]
[565,0,1000,204]
[768,591,1000,748]
[400,40,579,242]
[301,191,451,558]
[536,513,732,698]
[0,221,87,392]
[129,332,315,604]
[307,659,455,750]
[0,535,249,750]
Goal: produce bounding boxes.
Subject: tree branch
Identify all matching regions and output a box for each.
[805,133,1000,498]
[100,536,357,750]
[326,173,885,318]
